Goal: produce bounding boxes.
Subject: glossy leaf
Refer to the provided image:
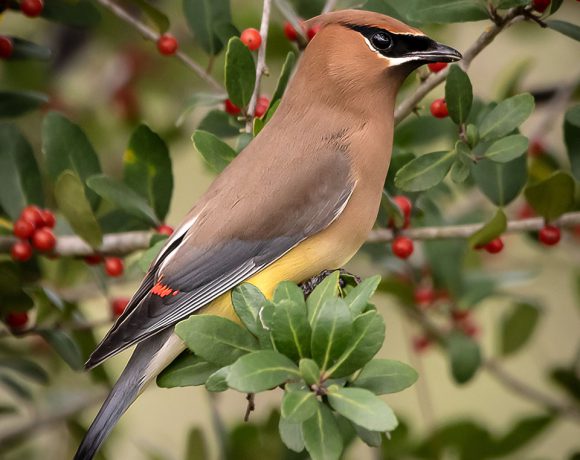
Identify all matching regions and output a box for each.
[175,315,258,366]
[272,299,311,362]
[447,331,481,384]
[273,281,305,306]
[353,359,418,395]
[306,271,340,324]
[54,171,102,248]
[41,0,101,27]
[225,37,256,108]
[472,155,527,206]
[0,124,44,219]
[468,208,507,248]
[395,151,455,192]
[232,283,267,335]
[124,124,173,221]
[445,65,472,125]
[546,20,580,42]
[500,302,541,356]
[564,105,580,181]
[198,109,242,138]
[354,423,382,447]
[344,275,381,316]
[279,417,304,453]
[38,330,84,371]
[301,403,343,460]
[406,0,489,23]
[311,299,352,371]
[271,52,297,107]
[281,389,318,423]
[183,0,232,55]
[42,112,102,209]
[205,366,230,392]
[478,93,534,141]
[9,37,51,60]
[299,359,321,386]
[483,134,529,163]
[524,171,575,220]
[157,353,219,388]
[87,175,159,227]
[226,350,300,392]
[0,90,49,118]
[328,386,398,431]
[192,130,237,173]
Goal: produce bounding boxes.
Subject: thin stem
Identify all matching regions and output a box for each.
[322,0,338,14]
[93,0,224,93]
[246,0,273,132]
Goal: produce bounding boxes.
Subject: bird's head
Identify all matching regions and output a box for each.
[302,10,462,97]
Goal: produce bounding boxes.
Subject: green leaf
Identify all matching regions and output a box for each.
[205,366,230,392]
[38,330,84,371]
[472,155,527,206]
[450,159,471,183]
[279,417,305,453]
[176,93,225,127]
[546,20,580,42]
[326,311,385,378]
[130,0,170,33]
[185,428,208,460]
[483,134,528,163]
[54,171,102,248]
[447,331,481,384]
[232,283,267,335]
[468,208,507,248]
[156,353,219,388]
[550,0,564,15]
[394,151,455,192]
[499,302,541,356]
[226,350,300,393]
[0,358,49,385]
[175,315,258,366]
[479,93,535,141]
[281,389,318,423]
[183,0,231,55]
[311,299,352,371]
[0,124,44,219]
[137,238,167,272]
[299,358,321,386]
[272,300,311,362]
[353,359,418,395]
[198,110,242,138]
[273,281,305,307]
[306,271,340,324]
[0,90,49,118]
[564,105,580,181]
[328,386,398,432]
[301,403,343,460]
[445,65,473,125]
[406,0,489,23]
[87,175,160,227]
[491,415,553,456]
[42,112,102,209]
[41,0,101,27]
[353,423,382,447]
[344,276,381,316]
[124,124,173,222]
[0,374,32,400]
[9,37,52,60]
[224,37,256,108]
[271,52,297,107]
[192,130,237,173]
[524,171,575,220]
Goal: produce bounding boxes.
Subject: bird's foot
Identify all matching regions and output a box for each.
[300,268,361,297]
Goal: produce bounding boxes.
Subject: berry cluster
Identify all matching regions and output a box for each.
[11,206,56,262]
[224,95,270,118]
[389,195,415,260]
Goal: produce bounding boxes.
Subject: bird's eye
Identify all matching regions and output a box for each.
[371,32,392,51]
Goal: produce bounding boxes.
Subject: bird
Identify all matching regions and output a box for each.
[75,9,461,460]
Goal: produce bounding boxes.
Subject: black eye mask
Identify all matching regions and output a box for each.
[346,24,433,59]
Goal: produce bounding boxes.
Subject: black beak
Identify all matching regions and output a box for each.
[412,41,462,63]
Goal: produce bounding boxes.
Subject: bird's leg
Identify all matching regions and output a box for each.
[299,268,361,297]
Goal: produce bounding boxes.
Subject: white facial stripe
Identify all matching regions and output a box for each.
[362,36,427,67]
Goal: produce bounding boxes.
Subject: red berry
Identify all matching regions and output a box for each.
[284,21,299,41]
[20,205,43,228]
[111,298,130,317]
[459,319,479,337]
[430,98,448,118]
[392,236,414,259]
[412,335,431,353]
[20,0,43,17]
[532,0,550,13]
[539,225,561,246]
[0,36,14,59]
[414,287,435,307]
[40,209,56,228]
[240,28,262,51]
[84,254,103,265]
[32,228,56,252]
[104,257,124,277]
[254,96,270,118]
[428,62,448,73]
[156,224,174,236]
[307,24,321,41]
[11,241,33,262]
[157,34,179,56]
[451,309,470,322]
[224,99,241,116]
[484,237,504,254]
[528,139,544,157]
[13,219,35,239]
[5,311,29,329]
[392,195,412,228]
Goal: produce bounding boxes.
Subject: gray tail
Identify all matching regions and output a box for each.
[74,328,174,460]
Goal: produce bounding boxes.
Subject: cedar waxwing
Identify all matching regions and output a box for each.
[75,10,461,459]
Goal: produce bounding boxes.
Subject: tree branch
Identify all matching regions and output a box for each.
[246,0,273,132]
[93,0,224,93]
[322,0,338,14]
[394,7,524,125]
